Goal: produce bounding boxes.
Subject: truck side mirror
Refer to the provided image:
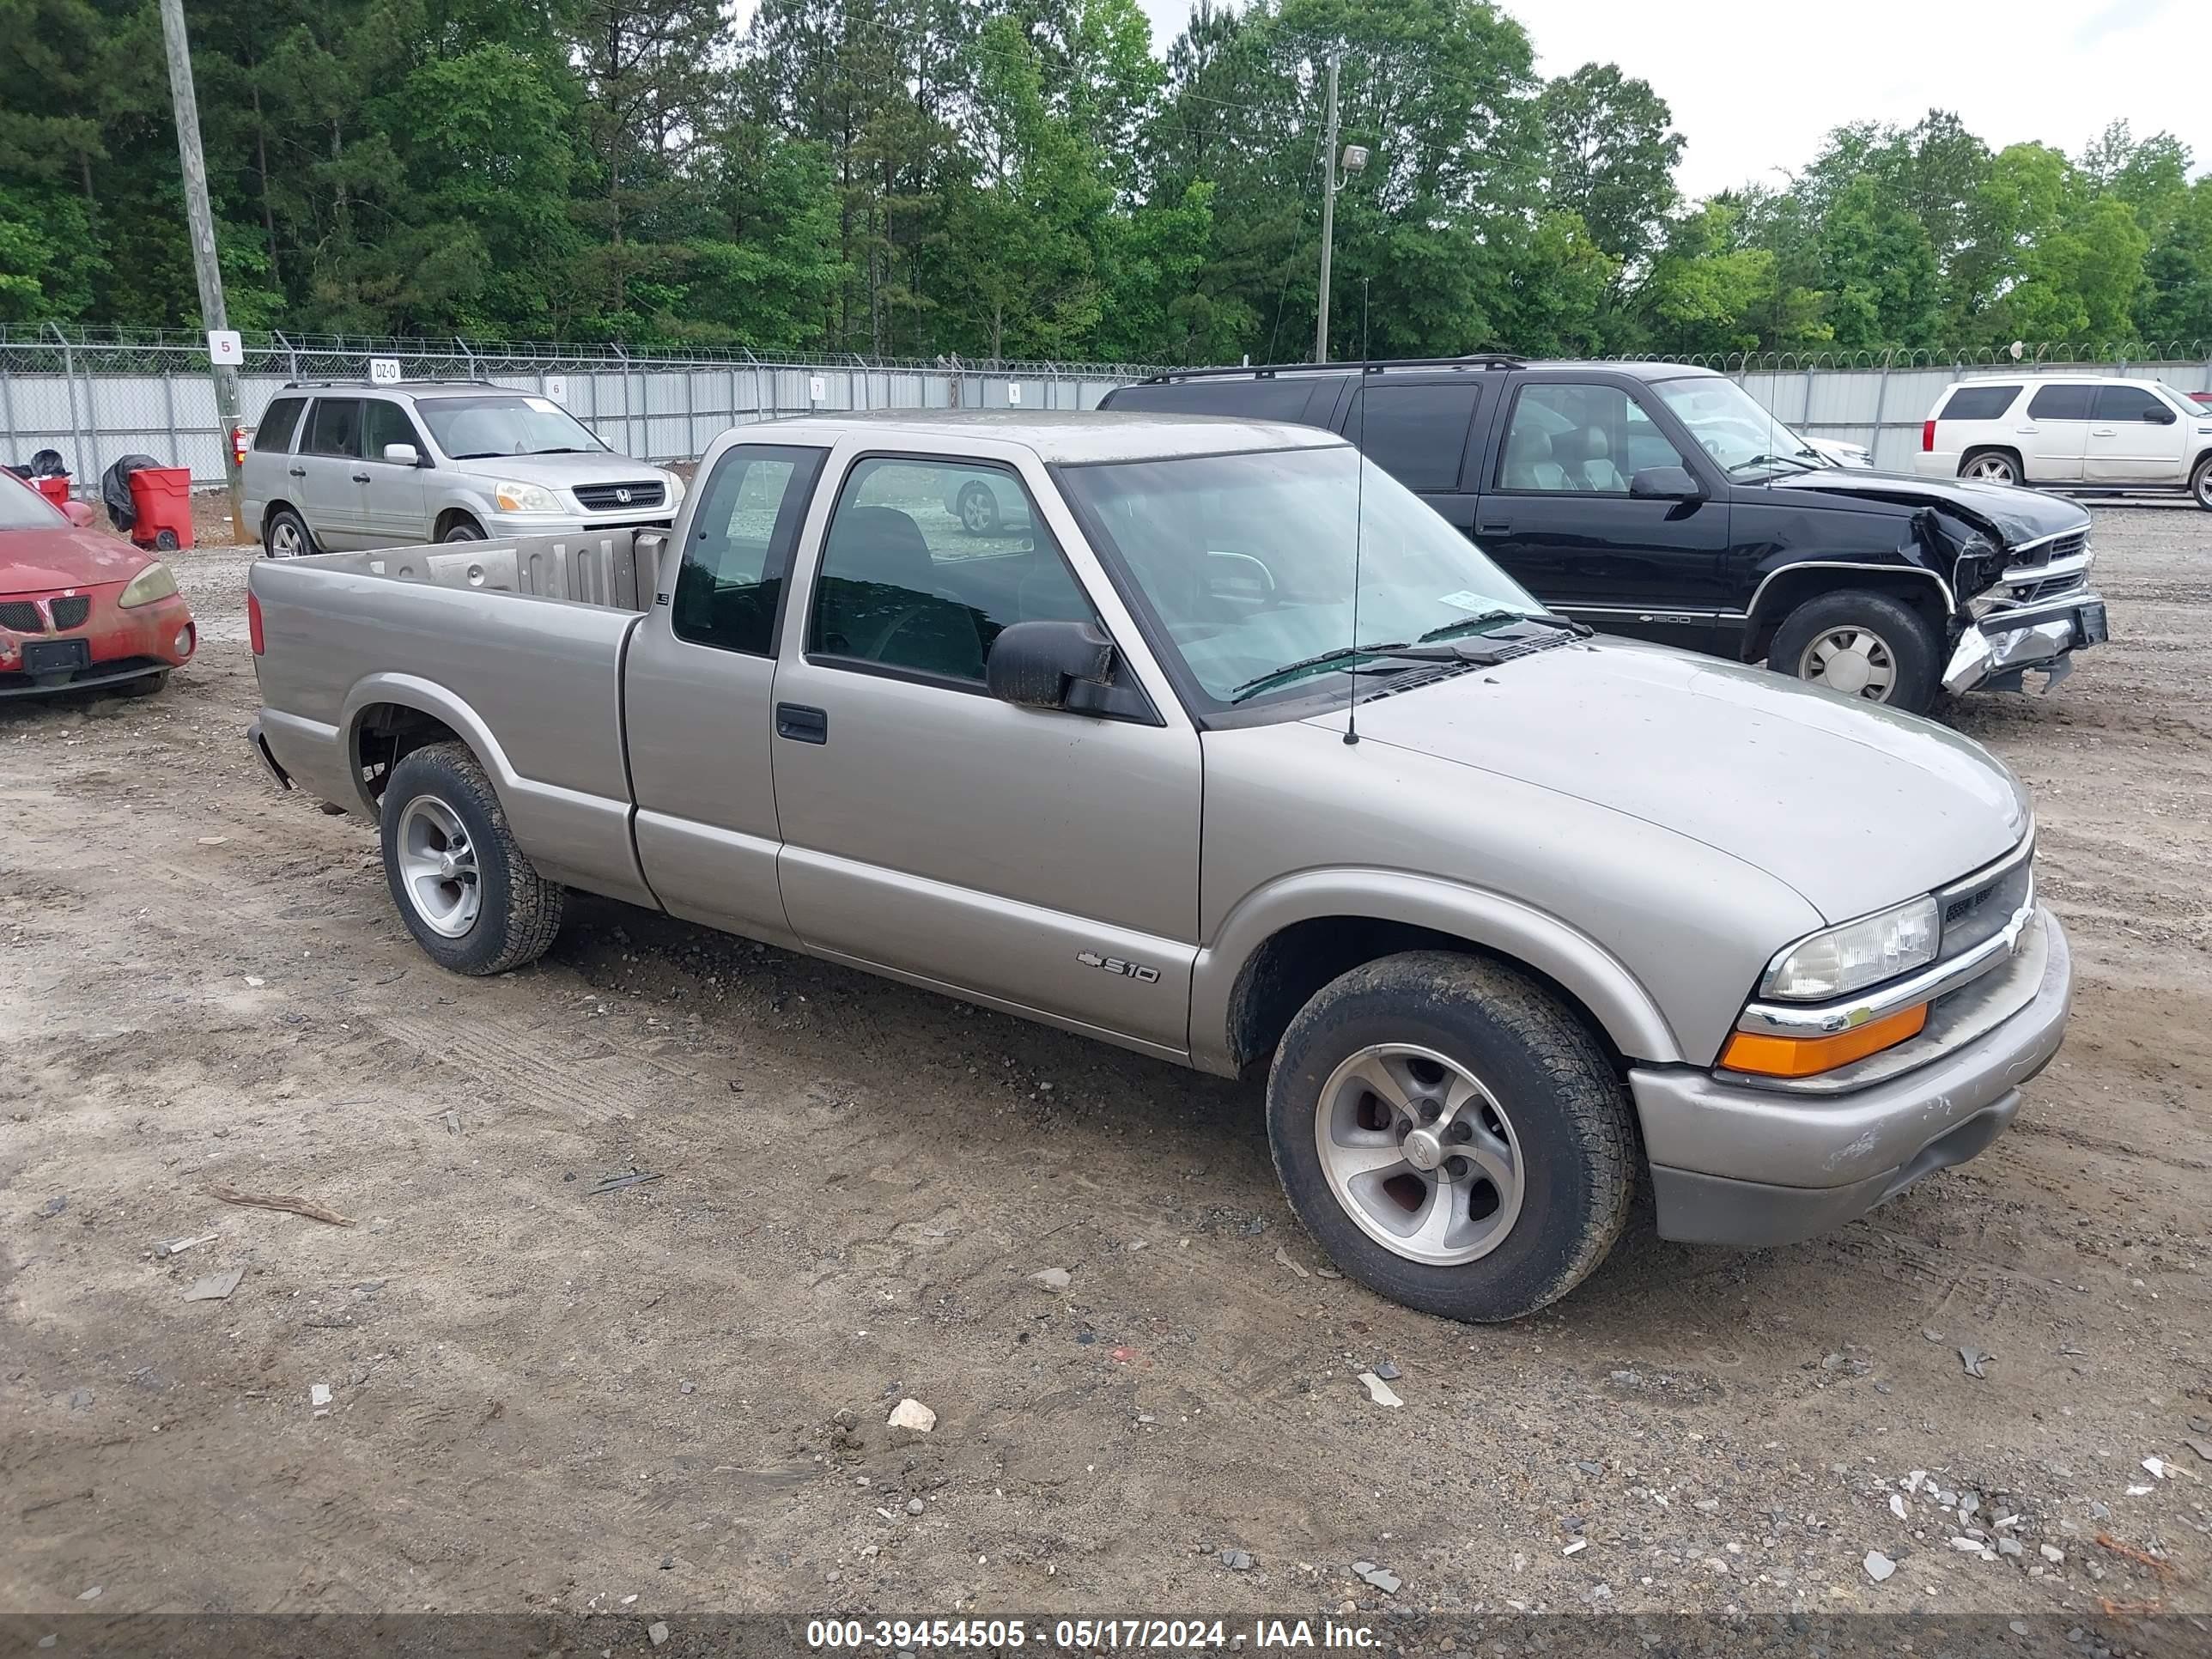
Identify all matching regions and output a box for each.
[986,620,1115,709]
[2145,407,2176,425]
[1630,465,1704,500]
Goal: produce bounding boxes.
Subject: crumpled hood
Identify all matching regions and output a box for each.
[1,525,149,595]
[1330,638,2029,923]
[1765,469,2089,547]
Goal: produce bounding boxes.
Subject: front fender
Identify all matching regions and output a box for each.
[1188,867,1684,1076]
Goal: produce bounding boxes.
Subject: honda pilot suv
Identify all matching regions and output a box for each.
[242,380,684,555]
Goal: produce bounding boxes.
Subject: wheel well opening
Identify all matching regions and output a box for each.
[1746,569,1948,663]
[433,507,483,540]
[354,703,465,803]
[262,501,298,536]
[1224,917,1626,1080]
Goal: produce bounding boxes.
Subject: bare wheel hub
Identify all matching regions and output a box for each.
[1313,1042,1526,1267]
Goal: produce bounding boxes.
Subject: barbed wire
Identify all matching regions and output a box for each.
[1606,341,2212,372]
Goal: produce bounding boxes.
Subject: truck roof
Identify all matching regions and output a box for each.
[751,408,1348,464]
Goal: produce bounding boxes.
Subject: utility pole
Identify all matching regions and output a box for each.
[1313,55,1368,365]
[158,0,246,541]
[1315,53,1341,365]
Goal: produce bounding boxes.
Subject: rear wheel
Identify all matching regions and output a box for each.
[2192,453,2212,511]
[380,741,563,975]
[1770,589,1940,714]
[1960,449,2020,486]
[1266,951,1637,1323]
[264,507,313,558]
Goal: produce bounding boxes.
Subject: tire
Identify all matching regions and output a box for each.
[1959,449,2020,486]
[153,528,180,551]
[441,517,487,544]
[2192,453,2212,512]
[1769,589,1940,714]
[956,482,1000,536]
[1267,951,1637,1323]
[264,506,313,559]
[117,672,170,699]
[380,741,563,975]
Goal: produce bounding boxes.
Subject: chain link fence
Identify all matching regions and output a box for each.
[5,325,2209,486]
[0,326,1175,486]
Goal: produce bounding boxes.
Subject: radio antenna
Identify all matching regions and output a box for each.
[1344,277,1370,747]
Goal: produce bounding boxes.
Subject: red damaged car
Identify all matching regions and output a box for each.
[1,469,197,699]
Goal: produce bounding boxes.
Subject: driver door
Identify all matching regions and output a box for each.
[1474,381,1729,652]
[769,447,1203,1054]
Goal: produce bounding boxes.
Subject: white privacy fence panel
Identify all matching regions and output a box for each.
[6,328,2209,486]
[0,331,1174,487]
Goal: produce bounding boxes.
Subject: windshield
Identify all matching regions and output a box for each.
[1652,377,1821,476]
[416,395,609,460]
[1059,446,1545,710]
[0,475,67,532]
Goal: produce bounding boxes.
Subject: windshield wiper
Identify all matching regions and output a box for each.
[1417,610,1590,644]
[447,451,503,460]
[1727,452,1818,476]
[529,447,590,455]
[1227,641,1458,703]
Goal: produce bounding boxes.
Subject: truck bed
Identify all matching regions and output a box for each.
[308,527,662,611]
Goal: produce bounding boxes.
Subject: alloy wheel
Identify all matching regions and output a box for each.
[1797,627,1898,701]
[1312,1043,1525,1267]
[395,794,481,939]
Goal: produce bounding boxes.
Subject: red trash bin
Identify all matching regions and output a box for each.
[33,474,70,509]
[125,466,194,550]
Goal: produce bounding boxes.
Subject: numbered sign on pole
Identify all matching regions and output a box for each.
[543,375,569,405]
[368,357,402,386]
[808,375,828,404]
[206,330,242,367]
[1006,383,1022,405]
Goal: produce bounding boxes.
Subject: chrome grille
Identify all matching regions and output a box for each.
[50,595,89,630]
[0,600,42,632]
[1936,842,2033,961]
[574,480,665,511]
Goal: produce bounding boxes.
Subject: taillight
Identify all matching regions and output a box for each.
[1922,418,1936,452]
[247,590,265,655]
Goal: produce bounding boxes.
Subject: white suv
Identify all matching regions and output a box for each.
[1916,374,2212,508]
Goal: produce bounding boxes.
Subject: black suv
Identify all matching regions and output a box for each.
[1101,357,2105,714]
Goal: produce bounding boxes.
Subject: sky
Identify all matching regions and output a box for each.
[1133,0,2212,198]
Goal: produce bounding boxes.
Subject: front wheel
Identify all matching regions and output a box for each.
[1769,590,1940,714]
[380,741,563,975]
[1267,951,1637,1323]
[441,517,487,544]
[2192,453,2212,511]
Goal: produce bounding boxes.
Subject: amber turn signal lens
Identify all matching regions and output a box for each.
[1721,1003,1929,1079]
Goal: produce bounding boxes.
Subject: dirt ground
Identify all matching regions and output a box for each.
[3,500,2209,1634]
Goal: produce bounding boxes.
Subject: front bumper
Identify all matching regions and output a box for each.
[0,590,196,697]
[1943,587,2106,695]
[1633,907,2071,1247]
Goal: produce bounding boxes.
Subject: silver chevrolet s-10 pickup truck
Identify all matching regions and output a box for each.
[246,410,2070,1321]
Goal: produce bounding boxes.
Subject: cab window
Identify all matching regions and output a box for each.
[808,457,1097,685]
[672,444,826,656]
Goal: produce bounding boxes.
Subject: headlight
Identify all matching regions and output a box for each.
[1759,896,1941,1000]
[492,480,561,514]
[664,474,685,507]
[118,562,179,608]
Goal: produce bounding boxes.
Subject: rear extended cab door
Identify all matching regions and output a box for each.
[2019,385,2091,483]
[1457,371,1732,654]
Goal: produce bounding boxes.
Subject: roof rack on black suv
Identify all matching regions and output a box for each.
[1131,355,1526,386]
[1100,356,2103,715]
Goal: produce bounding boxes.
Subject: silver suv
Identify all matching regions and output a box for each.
[241,380,684,555]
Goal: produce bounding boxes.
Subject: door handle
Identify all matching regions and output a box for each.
[775,702,828,744]
[350,471,371,483]
[1477,520,1513,536]
[288,466,306,477]
[2089,428,2116,437]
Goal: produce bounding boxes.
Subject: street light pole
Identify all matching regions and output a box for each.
[157,0,246,541]
[1315,53,1341,365]
[1313,56,1369,366]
